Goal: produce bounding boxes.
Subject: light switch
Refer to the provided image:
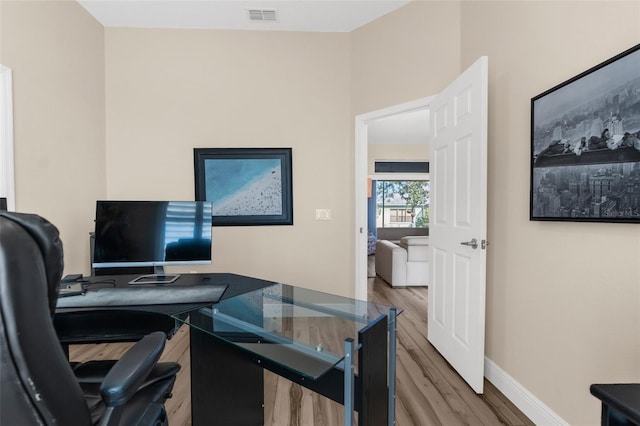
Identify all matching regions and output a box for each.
[315,209,331,220]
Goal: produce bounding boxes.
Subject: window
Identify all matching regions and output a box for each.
[389,209,409,223]
[376,180,429,228]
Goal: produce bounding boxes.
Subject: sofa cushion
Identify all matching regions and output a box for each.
[400,236,429,246]
[376,227,428,241]
[400,236,429,263]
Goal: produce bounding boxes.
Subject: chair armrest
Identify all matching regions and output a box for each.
[375,240,407,286]
[100,331,166,407]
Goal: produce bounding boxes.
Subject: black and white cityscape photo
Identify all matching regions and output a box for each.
[531,44,640,222]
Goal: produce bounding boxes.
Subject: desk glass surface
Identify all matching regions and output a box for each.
[172,283,401,380]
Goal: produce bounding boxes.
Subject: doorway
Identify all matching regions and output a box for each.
[354,96,433,301]
[354,56,489,395]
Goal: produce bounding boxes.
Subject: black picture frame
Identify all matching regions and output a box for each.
[530,43,640,223]
[194,148,293,226]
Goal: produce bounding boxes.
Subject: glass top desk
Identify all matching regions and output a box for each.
[172,282,402,426]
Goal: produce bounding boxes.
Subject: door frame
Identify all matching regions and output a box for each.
[353,96,434,301]
[0,65,14,211]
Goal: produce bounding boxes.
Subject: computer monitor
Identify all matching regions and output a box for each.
[92,200,213,284]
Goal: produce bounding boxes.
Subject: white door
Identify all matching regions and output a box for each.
[428,56,488,393]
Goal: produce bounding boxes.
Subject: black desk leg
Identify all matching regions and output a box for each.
[189,312,264,426]
[358,315,389,426]
[602,405,636,426]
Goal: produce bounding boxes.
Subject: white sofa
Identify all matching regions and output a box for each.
[375,236,429,287]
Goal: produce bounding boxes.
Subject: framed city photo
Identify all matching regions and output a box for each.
[530,43,640,223]
[194,148,293,226]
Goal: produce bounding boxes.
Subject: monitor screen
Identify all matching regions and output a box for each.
[92,200,213,269]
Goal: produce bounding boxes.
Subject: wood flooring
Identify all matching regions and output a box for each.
[68,277,534,426]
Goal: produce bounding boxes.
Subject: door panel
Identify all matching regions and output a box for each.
[428,56,488,393]
[433,146,448,224]
[453,253,471,345]
[455,136,473,226]
[432,247,447,326]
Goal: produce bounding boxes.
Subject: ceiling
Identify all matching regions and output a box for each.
[77,0,412,33]
[76,0,427,144]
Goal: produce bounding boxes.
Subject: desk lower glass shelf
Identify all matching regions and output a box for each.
[172,283,401,380]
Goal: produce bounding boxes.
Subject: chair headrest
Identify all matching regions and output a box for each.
[0,212,64,315]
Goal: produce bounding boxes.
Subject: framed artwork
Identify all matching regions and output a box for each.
[530,43,640,223]
[194,148,293,226]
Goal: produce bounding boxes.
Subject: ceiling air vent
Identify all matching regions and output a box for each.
[247,9,278,22]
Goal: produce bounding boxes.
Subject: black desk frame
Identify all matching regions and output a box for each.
[188,308,393,426]
[55,273,272,357]
[55,273,399,426]
[591,383,640,426]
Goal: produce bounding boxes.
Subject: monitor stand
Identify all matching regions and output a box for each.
[128,266,180,285]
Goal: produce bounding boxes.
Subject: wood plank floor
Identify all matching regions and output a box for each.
[69,277,534,426]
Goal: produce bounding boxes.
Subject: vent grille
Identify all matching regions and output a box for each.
[248,9,278,22]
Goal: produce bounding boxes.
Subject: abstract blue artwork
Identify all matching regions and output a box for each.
[195,148,293,226]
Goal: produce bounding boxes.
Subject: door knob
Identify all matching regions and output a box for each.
[460,238,478,249]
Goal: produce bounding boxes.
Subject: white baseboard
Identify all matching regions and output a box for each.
[484,357,569,425]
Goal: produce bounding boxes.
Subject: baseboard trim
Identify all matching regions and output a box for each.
[484,357,569,425]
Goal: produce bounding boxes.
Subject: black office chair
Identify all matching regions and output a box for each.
[0,212,180,425]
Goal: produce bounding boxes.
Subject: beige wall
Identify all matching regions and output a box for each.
[3,0,640,423]
[459,2,640,424]
[351,0,461,116]
[104,28,353,295]
[354,0,640,424]
[0,0,105,274]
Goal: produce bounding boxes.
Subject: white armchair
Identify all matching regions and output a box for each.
[375,236,429,287]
